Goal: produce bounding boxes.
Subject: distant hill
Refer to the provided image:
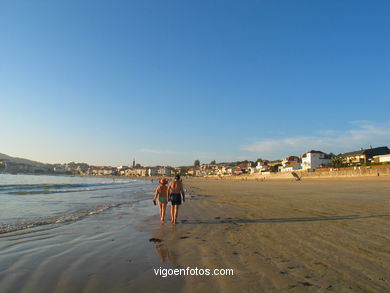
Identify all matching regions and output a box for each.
[0,153,49,167]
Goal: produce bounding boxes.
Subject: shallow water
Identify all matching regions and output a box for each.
[0,174,155,234]
[0,174,184,292]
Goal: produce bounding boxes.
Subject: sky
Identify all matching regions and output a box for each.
[0,0,389,166]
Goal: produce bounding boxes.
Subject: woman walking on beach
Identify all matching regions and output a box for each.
[153,179,169,223]
[168,174,185,224]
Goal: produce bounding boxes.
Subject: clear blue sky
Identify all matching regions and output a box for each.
[1,0,389,166]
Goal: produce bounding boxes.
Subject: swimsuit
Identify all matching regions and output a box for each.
[158,196,167,204]
[170,193,181,205]
[156,185,168,204]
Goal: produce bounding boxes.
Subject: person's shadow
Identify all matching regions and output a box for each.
[179,214,390,225]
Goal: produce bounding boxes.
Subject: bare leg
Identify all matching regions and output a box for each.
[170,205,174,223]
[173,206,179,224]
[158,202,164,223]
[161,203,167,222]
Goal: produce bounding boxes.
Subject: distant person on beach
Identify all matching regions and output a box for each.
[168,174,185,224]
[153,179,169,223]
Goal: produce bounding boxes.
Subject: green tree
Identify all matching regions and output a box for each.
[194,160,200,167]
[331,156,344,168]
[210,160,216,165]
[271,164,282,172]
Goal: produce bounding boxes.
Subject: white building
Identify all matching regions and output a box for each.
[91,167,115,176]
[301,150,331,171]
[53,167,66,174]
[372,154,390,163]
[248,165,256,174]
[220,166,233,175]
[146,167,158,176]
[281,161,301,172]
[116,165,129,171]
[280,156,301,172]
[136,168,148,176]
[255,161,269,173]
[158,167,174,177]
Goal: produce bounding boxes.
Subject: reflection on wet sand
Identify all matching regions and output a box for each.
[153,225,178,264]
[155,243,175,263]
[155,240,179,264]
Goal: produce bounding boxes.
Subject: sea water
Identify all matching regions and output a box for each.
[0,174,156,234]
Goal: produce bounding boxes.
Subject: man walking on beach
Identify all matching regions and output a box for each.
[168,174,185,224]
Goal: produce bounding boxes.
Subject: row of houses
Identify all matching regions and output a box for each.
[189,146,390,177]
[341,146,390,165]
[279,150,332,172]
[80,166,176,177]
[193,161,280,176]
[14,145,387,178]
[279,146,390,172]
[119,166,176,177]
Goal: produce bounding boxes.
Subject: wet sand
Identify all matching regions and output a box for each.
[0,200,184,293]
[149,177,390,292]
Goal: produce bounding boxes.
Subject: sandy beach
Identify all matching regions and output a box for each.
[1,176,389,292]
[148,177,390,292]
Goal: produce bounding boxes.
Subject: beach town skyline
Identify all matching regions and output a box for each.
[1,121,390,167]
[2,144,390,177]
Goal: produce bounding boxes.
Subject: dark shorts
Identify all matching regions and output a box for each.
[171,193,181,205]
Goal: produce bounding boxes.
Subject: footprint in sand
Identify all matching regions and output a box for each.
[299,282,313,287]
[149,238,163,243]
[288,285,297,288]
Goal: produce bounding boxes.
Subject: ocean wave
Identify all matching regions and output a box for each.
[7,185,131,195]
[0,181,132,190]
[0,202,132,235]
[0,181,134,195]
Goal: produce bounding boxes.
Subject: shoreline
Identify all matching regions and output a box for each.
[0,180,186,293]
